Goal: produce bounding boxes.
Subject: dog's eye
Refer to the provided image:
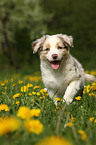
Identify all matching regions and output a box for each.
[58,46,63,49]
[45,48,50,51]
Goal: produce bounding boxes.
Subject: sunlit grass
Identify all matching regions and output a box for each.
[0,70,96,145]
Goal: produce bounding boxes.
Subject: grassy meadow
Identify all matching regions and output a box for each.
[0,69,96,145]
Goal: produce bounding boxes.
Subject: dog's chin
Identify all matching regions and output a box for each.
[49,60,61,70]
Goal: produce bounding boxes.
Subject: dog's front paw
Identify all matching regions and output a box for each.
[44,88,47,91]
[54,100,57,106]
[63,96,73,105]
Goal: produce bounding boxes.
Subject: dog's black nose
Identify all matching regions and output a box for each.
[52,54,58,59]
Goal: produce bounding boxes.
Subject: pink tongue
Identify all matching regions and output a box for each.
[50,61,60,69]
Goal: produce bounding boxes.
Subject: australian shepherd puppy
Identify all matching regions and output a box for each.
[32,34,95,105]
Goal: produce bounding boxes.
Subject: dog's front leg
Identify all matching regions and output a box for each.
[63,80,82,104]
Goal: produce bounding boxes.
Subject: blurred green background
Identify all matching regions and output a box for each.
[0,0,96,70]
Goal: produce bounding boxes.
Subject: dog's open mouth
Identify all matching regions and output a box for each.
[50,61,61,69]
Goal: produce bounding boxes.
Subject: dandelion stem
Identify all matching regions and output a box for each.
[56,103,66,136]
[71,123,79,144]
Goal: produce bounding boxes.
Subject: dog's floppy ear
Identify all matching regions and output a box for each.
[32,35,46,54]
[57,34,74,47]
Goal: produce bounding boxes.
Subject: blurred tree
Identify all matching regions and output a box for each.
[0,0,96,69]
[41,0,96,69]
[0,0,51,68]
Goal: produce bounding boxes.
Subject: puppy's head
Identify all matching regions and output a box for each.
[32,34,73,69]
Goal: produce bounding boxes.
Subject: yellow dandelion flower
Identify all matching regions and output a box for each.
[16,101,20,106]
[90,70,96,75]
[92,82,96,86]
[55,98,60,101]
[29,93,32,96]
[56,107,61,110]
[46,93,49,96]
[40,96,45,99]
[1,83,5,86]
[5,87,7,90]
[40,97,43,99]
[13,84,17,87]
[94,119,96,124]
[34,86,39,89]
[85,70,89,74]
[78,129,84,134]
[17,106,31,119]
[86,85,90,93]
[55,98,62,101]
[66,122,74,127]
[30,109,41,117]
[36,92,40,96]
[11,78,13,82]
[89,93,96,97]
[31,76,41,81]
[24,119,43,134]
[24,75,42,81]
[17,106,40,119]
[2,92,5,94]
[90,86,96,91]
[27,83,33,88]
[13,93,21,99]
[40,89,47,93]
[4,80,8,83]
[81,134,87,141]
[35,136,72,145]
[32,92,36,95]
[21,86,28,92]
[70,115,76,122]
[18,80,23,84]
[78,129,87,141]
[0,104,9,112]
[0,117,21,136]
[75,96,81,100]
[89,117,95,122]
[83,89,86,94]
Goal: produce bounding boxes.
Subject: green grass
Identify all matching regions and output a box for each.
[0,69,96,145]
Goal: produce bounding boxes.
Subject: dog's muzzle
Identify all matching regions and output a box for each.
[50,61,61,69]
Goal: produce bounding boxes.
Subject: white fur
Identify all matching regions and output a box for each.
[32,34,95,105]
[41,55,85,105]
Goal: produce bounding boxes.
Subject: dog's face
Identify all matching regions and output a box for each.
[32,34,73,69]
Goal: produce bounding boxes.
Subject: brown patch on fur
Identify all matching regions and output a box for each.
[57,36,69,50]
[44,43,51,50]
[40,50,48,60]
[61,50,69,58]
[40,43,51,60]
[55,42,63,48]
